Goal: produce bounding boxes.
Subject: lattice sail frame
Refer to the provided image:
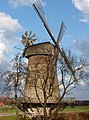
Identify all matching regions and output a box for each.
[33,0,76,80]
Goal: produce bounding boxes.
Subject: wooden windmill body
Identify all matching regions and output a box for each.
[24,42,60,104]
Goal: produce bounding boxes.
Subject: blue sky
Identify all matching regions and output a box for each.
[0,0,89,100]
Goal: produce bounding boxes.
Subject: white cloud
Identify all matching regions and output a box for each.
[79,80,86,86]
[0,12,23,31]
[73,39,89,60]
[73,38,89,84]
[0,42,6,62]
[8,0,46,8]
[0,12,23,71]
[80,39,89,59]
[72,0,89,23]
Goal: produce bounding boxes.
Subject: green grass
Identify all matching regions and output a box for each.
[63,105,89,112]
[0,116,16,120]
[0,105,20,113]
[0,105,30,120]
[0,116,31,120]
[0,105,89,120]
[0,105,89,113]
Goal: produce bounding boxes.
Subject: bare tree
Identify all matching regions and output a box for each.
[48,50,88,120]
[1,50,88,120]
[2,53,27,120]
[23,47,88,120]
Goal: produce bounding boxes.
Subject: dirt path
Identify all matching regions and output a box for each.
[0,113,16,116]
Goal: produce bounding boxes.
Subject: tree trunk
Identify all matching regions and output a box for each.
[16,104,19,120]
[15,86,19,120]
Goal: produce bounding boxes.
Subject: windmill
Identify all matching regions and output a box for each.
[21,0,77,115]
[22,31,37,48]
[32,0,76,80]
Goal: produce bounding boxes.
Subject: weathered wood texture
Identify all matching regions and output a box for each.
[24,42,60,103]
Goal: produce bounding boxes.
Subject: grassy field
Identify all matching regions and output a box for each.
[0,116,16,120]
[0,105,89,120]
[1,105,89,113]
[63,105,89,112]
[0,116,31,120]
[0,105,89,113]
[0,105,15,113]
[0,105,20,113]
[0,105,29,120]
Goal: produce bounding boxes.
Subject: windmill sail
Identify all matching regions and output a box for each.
[57,21,66,45]
[61,48,76,79]
[33,0,56,45]
[33,0,76,81]
[34,0,47,23]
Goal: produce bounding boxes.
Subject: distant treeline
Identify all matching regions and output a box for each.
[74,100,89,106]
[62,99,89,106]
